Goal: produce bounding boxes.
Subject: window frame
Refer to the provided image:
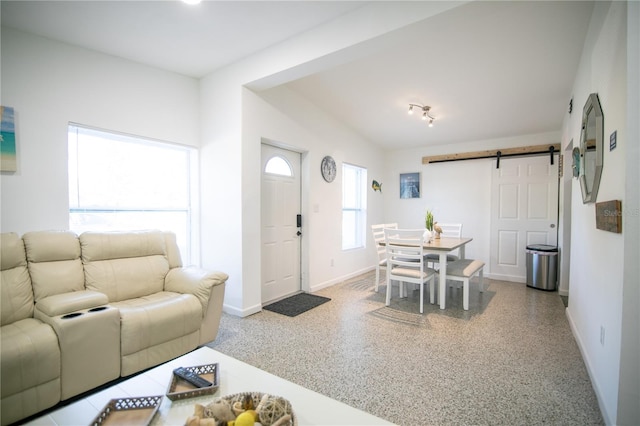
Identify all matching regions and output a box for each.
[341,162,367,251]
[67,123,199,265]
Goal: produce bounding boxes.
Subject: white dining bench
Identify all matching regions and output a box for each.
[444,258,485,310]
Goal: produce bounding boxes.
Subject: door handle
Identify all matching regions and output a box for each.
[296,231,302,236]
[550,224,556,228]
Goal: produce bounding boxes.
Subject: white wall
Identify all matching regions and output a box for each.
[0,28,199,235]
[384,132,560,275]
[562,2,634,424]
[198,2,467,316]
[244,86,386,297]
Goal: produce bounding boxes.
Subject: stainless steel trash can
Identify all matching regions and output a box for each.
[526,244,558,291]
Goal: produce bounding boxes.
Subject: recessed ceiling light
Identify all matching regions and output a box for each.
[182,0,201,5]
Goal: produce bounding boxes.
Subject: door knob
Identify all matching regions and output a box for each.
[296,231,302,236]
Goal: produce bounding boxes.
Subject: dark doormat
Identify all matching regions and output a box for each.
[263,293,331,317]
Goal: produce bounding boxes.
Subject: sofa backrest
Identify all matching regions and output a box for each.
[1,232,34,325]
[163,232,183,269]
[80,230,169,302]
[23,231,85,302]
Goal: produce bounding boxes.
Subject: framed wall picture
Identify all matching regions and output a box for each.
[400,172,420,199]
[1,106,17,172]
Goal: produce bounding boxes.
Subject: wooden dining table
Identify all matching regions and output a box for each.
[423,237,473,309]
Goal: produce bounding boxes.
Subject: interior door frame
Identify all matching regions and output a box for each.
[558,142,574,296]
[260,139,310,300]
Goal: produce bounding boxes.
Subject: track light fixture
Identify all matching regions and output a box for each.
[408,103,435,127]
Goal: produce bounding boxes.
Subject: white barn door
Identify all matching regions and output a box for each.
[261,144,301,304]
[490,155,559,282]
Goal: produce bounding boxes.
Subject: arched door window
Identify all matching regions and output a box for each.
[265,155,293,177]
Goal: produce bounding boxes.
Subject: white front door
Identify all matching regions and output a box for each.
[490,155,559,282]
[261,144,302,304]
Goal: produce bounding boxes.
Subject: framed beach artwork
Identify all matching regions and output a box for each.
[1,106,16,172]
[400,172,420,199]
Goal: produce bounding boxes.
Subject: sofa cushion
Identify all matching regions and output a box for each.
[81,231,169,301]
[163,232,183,269]
[1,233,34,325]
[1,232,27,271]
[0,318,61,397]
[23,231,85,301]
[84,256,168,302]
[80,230,166,262]
[112,292,202,356]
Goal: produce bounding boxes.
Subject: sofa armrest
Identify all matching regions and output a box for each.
[35,290,109,317]
[165,267,228,315]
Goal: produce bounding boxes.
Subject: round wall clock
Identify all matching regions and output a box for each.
[321,156,336,182]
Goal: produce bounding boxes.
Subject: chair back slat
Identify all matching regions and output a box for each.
[383,228,436,314]
[370,223,398,292]
[372,223,398,258]
[433,223,463,260]
[437,223,463,238]
[384,228,425,267]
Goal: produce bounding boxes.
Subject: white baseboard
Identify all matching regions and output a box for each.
[223,267,374,317]
[485,272,526,283]
[309,267,374,293]
[223,302,261,318]
[565,308,612,425]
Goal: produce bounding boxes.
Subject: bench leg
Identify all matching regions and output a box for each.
[463,278,469,311]
[429,275,436,304]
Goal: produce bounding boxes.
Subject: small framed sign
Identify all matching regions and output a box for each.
[595,200,622,233]
[399,172,420,199]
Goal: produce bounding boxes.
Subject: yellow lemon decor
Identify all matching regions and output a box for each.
[186,392,295,426]
[235,411,256,426]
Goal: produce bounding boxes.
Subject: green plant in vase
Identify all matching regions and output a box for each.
[425,210,434,231]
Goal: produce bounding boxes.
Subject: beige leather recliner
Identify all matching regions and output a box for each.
[0,233,61,425]
[0,230,228,425]
[24,230,121,400]
[80,231,219,376]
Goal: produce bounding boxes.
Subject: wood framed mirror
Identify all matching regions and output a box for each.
[579,93,603,203]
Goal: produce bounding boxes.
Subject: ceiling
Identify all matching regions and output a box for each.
[1,1,595,150]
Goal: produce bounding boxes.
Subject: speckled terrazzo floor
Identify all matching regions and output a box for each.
[208,272,604,426]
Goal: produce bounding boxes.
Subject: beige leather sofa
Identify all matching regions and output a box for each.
[0,230,227,425]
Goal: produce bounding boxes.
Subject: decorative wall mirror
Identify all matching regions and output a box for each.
[579,93,603,203]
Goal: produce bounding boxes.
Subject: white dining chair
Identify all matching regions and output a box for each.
[444,258,485,310]
[371,223,398,292]
[425,223,463,269]
[384,228,437,314]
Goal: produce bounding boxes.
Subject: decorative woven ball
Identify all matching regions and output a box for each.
[258,396,292,426]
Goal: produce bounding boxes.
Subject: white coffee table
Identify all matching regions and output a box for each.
[26,347,393,425]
